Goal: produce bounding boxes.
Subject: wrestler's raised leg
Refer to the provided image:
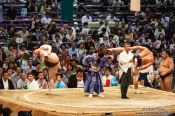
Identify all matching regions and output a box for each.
[47,64,59,95]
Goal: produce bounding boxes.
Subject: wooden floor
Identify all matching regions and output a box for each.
[0,86,175,116]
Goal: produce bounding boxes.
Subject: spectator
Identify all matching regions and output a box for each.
[27,72,39,89]
[55,73,67,88]
[36,71,48,89]
[6,5,17,20]
[17,72,28,89]
[81,11,92,25]
[9,67,21,89]
[72,22,80,36]
[102,67,118,87]
[82,22,90,35]
[65,63,75,79]
[68,43,79,59]
[17,27,29,42]
[24,59,36,74]
[67,69,85,88]
[0,70,14,89]
[41,13,52,28]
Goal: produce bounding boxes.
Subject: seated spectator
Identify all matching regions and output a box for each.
[9,67,21,89]
[77,3,87,18]
[17,27,29,42]
[36,72,48,89]
[6,5,17,20]
[17,72,28,89]
[72,22,80,36]
[67,69,85,88]
[58,60,67,72]
[65,63,75,79]
[0,67,3,78]
[59,69,68,85]
[68,43,79,59]
[66,28,74,42]
[24,59,36,74]
[102,67,118,87]
[81,11,92,25]
[54,34,62,49]
[27,72,39,89]
[82,22,90,35]
[0,70,14,89]
[106,12,119,21]
[55,73,67,88]
[41,13,52,28]
[98,20,111,34]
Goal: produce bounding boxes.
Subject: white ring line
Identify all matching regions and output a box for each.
[23,91,175,109]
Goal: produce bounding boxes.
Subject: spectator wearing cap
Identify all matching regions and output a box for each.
[27,72,39,89]
[0,70,14,90]
[81,11,92,24]
[102,67,118,87]
[55,73,67,89]
[72,22,80,36]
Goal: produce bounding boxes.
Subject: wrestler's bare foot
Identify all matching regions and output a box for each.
[98,94,104,97]
[89,94,93,98]
[135,89,142,94]
[46,90,52,95]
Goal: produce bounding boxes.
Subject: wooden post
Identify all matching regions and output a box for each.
[130,0,140,12]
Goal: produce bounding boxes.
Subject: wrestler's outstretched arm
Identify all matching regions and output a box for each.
[107,47,123,53]
[130,46,146,51]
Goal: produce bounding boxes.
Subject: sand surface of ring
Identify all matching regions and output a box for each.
[0,86,175,116]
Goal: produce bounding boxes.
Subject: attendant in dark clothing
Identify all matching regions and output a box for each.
[0,70,14,89]
[68,69,85,88]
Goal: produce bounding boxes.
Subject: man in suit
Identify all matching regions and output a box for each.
[0,70,14,89]
[68,69,85,88]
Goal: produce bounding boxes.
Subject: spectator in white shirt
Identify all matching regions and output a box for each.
[72,22,80,36]
[17,27,29,42]
[41,13,52,28]
[81,11,92,24]
[154,25,165,39]
[98,20,111,34]
[54,34,62,49]
[82,22,90,35]
[27,72,39,89]
[106,12,119,21]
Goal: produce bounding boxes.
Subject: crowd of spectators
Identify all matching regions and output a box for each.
[0,0,174,92]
